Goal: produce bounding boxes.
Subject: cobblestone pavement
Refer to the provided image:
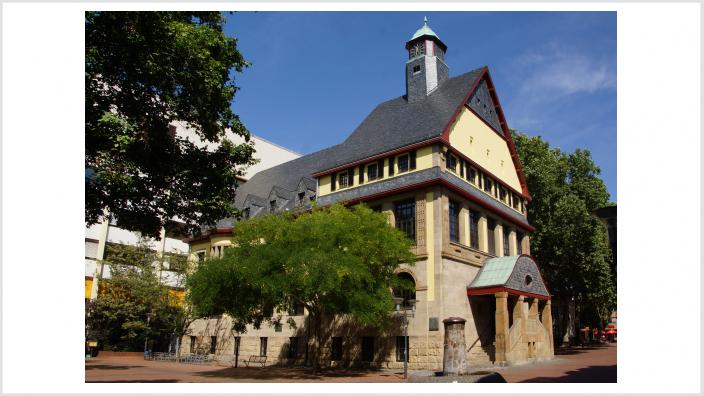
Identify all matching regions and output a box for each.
[85,356,404,383]
[408,342,617,383]
[85,343,616,383]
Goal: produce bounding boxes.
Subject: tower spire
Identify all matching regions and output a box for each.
[404,19,449,102]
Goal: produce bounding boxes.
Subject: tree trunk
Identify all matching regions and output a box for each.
[311,313,323,373]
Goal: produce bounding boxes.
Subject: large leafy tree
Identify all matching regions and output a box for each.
[85,242,195,352]
[512,131,615,341]
[187,204,417,371]
[85,12,255,238]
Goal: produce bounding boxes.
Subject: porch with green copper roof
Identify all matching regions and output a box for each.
[467,255,554,364]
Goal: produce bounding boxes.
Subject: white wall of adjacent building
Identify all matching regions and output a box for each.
[85,126,300,298]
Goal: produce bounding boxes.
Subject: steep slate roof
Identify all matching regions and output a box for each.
[233,67,485,209]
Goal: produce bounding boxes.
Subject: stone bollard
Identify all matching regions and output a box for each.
[442,317,468,376]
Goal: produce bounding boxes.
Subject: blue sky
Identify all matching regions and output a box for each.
[223,12,617,202]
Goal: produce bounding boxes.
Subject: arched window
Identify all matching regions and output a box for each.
[393,272,416,309]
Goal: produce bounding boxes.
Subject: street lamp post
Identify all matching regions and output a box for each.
[394,297,417,380]
[144,313,152,359]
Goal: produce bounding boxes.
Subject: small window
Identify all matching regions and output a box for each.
[331,337,343,360]
[503,227,511,256]
[469,210,479,249]
[361,337,374,362]
[487,219,496,256]
[396,336,410,362]
[367,163,379,181]
[243,207,250,219]
[269,200,277,213]
[338,172,349,188]
[512,194,519,209]
[499,185,507,202]
[467,167,476,184]
[288,337,299,358]
[288,301,305,316]
[196,251,206,264]
[448,200,460,243]
[517,232,524,255]
[210,336,217,354]
[483,175,493,194]
[260,337,268,357]
[448,155,457,172]
[298,191,305,205]
[397,154,410,173]
[310,194,316,202]
[412,65,421,74]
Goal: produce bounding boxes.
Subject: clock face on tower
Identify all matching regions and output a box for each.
[410,41,425,58]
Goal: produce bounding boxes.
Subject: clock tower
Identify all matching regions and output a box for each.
[405,17,449,103]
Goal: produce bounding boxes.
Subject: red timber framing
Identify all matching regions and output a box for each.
[466,286,551,301]
[440,67,531,201]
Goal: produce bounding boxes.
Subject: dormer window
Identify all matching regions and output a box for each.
[269,200,276,213]
[298,192,305,205]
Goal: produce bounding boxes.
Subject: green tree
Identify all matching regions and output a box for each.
[187,204,417,371]
[85,11,256,238]
[512,131,615,341]
[85,241,194,352]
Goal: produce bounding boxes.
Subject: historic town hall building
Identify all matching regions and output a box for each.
[185,20,554,369]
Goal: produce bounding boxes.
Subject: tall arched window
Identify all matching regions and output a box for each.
[393,272,416,309]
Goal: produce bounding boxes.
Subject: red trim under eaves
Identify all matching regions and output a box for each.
[466,286,550,300]
[446,143,524,201]
[333,176,534,232]
[440,66,488,142]
[439,179,534,232]
[482,69,532,201]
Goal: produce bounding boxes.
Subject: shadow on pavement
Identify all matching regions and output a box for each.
[555,344,614,356]
[86,379,179,383]
[85,364,146,370]
[475,373,507,383]
[195,366,397,381]
[519,364,617,383]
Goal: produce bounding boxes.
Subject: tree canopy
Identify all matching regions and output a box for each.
[85,11,255,238]
[187,203,417,369]
[512,130,615,329]
[85,242,194,352]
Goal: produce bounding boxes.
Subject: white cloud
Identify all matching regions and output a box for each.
[516,45,615,96]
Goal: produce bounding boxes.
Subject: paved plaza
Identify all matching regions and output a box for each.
[85,342,616,383]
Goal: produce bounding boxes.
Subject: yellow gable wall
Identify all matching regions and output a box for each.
[448,107,522,192]
[318,145,434,196]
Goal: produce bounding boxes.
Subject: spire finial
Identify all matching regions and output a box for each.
[424,16,428,25]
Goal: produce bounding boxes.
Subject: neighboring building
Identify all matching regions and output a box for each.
[594,204,617,340]
[184,20,554,369]
[84,129,301,301]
